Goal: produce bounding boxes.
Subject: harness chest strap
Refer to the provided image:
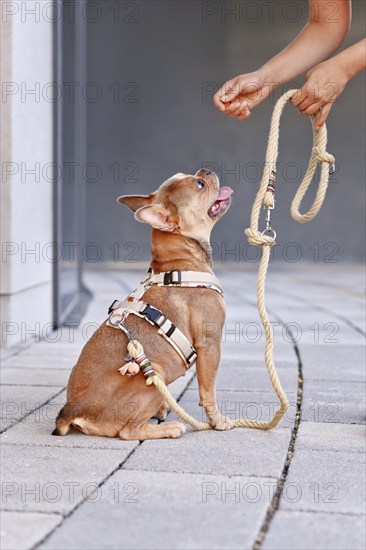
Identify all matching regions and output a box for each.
[107,269,223,370]
[108,301,197,368]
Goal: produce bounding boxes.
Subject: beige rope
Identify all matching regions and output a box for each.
[130,89,334,432]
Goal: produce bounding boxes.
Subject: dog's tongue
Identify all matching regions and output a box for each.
[217,186,233,200]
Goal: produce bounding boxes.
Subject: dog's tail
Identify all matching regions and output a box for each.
[52,404,75,436]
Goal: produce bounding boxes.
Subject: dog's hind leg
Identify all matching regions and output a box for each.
[151,401,169,421]
[119,421,185,441]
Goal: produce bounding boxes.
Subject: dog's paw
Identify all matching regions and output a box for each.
[164,421,186,439]
[210,415,234,431]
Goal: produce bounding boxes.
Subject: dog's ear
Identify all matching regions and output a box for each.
[117,194,154,212]
[134,204,178,232]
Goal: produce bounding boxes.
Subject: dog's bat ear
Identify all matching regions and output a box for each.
[117,194,154,212]
[134,204,178,232]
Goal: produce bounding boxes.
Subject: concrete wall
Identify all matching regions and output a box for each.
[1,2,54,348]
[86,0,365,266]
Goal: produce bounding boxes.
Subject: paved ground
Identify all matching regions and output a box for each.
[1,264,365,550]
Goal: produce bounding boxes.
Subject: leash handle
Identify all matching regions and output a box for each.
[240,90,335,430]
[247,89,335,247]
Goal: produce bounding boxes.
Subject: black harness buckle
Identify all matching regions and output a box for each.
[142,304,165,325]
[163,270,182,285]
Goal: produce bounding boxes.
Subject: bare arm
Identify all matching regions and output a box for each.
[292,38,366,126]
[214,0,351,120]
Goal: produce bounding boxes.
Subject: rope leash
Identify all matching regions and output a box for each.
[129,89,335,431]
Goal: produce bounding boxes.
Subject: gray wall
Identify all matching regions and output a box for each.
[86,0,365,265]
[1,2,54,347]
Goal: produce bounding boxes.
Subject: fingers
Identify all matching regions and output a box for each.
[212,94,226,112]
[315,103,332,127]
[291,87,325,119]
[224,99,249,116]
[300,102,323,116]
[290,90,304,106]
[291,90,317,111]
[220,78,241,103]
[292,93,333,126]
[237,107,251,120]
[216,87,265,119]
[214,76,260,112]
[227,102,251,120]
[213,78,238,112]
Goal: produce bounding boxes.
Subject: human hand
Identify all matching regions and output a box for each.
[213,71,273,120]
[291,58,350,127]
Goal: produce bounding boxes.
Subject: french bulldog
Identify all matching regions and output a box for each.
[53,169,234,440]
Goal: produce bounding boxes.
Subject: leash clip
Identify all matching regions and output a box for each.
[264,205,274,231]
[118,318,135,342]
[262,206,277,240]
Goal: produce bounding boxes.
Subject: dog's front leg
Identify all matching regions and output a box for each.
[195,341,234,431]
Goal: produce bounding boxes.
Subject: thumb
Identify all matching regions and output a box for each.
[219,77,241,102]
[316,102,332,127]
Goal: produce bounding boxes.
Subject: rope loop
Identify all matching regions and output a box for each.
[247,89,334,232]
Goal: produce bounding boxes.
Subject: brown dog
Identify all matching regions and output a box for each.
[53,169,234,440]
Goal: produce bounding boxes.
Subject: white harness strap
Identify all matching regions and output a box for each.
[106,269,223,369]
[108,301,197,368]
[150,270,223,295]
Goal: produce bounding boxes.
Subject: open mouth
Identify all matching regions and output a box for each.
[208,186,233,218]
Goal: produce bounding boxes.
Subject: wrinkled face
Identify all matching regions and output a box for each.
[117,169,233,242]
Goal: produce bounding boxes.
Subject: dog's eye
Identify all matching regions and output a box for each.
[197,179,205,190]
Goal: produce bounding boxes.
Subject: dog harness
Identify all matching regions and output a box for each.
[106,268,223,369]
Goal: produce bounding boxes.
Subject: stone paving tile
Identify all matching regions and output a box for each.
[0,511,63,550]
[295,422,365,453]
[123,427,291,478]
[168,368,196,398]
[16,343,82,358]
[0,367,69,387]
[301,380,366,425]
[299,344,365,382]
[262,510,366,550]
[191,362,298,394]
[170,388,297,429]
[0,385,63,433]
[280,449,365,515]
[0,444,135,514]
[285,325,364,346]
[1,355,74,370]
[221,342,295,362]
[39,470,270,550]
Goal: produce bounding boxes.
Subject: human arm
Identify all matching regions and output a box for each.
[213,0,351,120]
[291,38,366,126]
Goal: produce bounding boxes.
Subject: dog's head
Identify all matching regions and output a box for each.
[117,169,233,242]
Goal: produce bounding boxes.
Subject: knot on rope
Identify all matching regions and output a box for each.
[312,147,335,165]
[245,228,275,247]
[127,340,144,358]
[127,340,156,379]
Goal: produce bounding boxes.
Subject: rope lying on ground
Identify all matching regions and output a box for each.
[130,89,335,431]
